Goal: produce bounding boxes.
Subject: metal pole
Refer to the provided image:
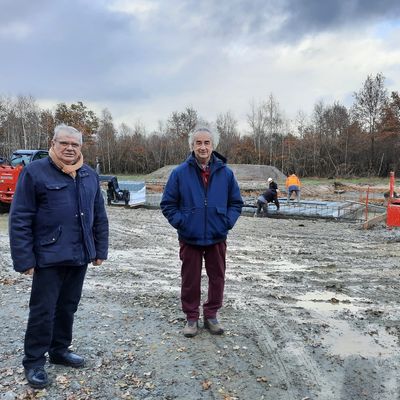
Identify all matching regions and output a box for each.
[365,186,370,222]
[389,171,395,200]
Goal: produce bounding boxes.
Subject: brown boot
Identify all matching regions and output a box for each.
[204,318,224,335]
[183,320,198,338]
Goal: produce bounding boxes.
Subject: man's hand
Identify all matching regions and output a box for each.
[23,268,34,276]
[92,259,104,266]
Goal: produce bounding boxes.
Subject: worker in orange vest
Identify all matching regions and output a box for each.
[285,172,301,203]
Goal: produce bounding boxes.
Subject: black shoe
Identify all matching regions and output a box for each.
[25,366,49,389]
[49,351,85,368]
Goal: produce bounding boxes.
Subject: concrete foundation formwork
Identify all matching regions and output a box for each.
[145,193,384,223]
[242,198,386,223]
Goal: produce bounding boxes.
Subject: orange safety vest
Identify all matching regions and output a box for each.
[285,175,301,188]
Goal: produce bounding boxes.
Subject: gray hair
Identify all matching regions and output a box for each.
[53,123,83,144]
[188,124,220,150]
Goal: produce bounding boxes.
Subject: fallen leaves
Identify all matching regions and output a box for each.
[34,390,48,398]
[2,367,14,377]
[0,277,18,285]
[55,374,70,385]
[202,379,212,390]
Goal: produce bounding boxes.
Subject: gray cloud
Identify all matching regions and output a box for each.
[169,0,400,43]
[0,0,399,129]
[277,0,400,40]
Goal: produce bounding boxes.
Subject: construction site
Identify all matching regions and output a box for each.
[0,164,399,399]
[143,164,391,228]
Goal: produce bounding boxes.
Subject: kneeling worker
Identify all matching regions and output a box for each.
[256,188,279,216]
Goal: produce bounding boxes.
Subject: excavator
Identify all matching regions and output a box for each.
[98,175,131,206]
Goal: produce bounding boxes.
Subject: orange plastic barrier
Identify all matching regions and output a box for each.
[386,172,400,228]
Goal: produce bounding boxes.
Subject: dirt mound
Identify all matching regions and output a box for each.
[146,165,176,181]
[228,164,286,182]
[147,164,286,183]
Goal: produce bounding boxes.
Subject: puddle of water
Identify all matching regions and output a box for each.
[230,256,309,273]
[274,260,309,272]
[324,320,397,358]
[296,291,359,312]
[84,279,180,294]
[297,291,398,358]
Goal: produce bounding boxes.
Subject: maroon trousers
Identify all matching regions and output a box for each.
[179,241,227,321]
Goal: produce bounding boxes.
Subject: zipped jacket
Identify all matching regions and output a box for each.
[9,157,108,272]
[160,152,243,246]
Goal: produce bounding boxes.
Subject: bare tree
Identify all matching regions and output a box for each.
[97,109,116,173]
[247,99,267,164]
[322,102,351,176]
[352,73,388,173]
[310,101,326,175]
[166,107,198,163]
[265,93,284,166]
[216,111,240,159]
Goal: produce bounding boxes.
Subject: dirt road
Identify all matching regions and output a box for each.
[1,207,399,400]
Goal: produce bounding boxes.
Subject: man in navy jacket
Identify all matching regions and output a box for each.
[9,124,109,388]
[161,125,243,338]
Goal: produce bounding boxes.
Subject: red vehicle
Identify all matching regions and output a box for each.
[0,149,48,211]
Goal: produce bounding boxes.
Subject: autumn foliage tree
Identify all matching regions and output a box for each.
[1,73,399,178]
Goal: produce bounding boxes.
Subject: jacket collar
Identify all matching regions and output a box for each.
[186,151,227,168]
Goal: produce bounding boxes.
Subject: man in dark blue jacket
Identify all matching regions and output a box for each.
[9,124,109,389]
[161,125,243,338]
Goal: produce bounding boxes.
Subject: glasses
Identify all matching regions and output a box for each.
[55,140,81,149]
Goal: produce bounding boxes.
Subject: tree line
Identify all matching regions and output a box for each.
[0,73,399,177]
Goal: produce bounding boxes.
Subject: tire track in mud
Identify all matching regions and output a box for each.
[248,317,298,400]
[242,301,337,400]
[227,214,400,399]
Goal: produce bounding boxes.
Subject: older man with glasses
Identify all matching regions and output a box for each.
[9,123,109,389]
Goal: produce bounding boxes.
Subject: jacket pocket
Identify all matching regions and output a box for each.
[40,226,62,246]
[208,207,228,239]
[179,207,203,239]
[45,183,69,205]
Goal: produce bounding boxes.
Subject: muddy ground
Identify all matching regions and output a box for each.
[1,205,400,400]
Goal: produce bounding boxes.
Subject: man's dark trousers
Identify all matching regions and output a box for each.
[23,265,87,368]
[179,241,226,321]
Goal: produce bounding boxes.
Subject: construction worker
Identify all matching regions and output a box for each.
[255,188,279,216]
[267,177,280,210]
[285,172,301,203]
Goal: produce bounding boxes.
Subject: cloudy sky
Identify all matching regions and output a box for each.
[1,0,400,132]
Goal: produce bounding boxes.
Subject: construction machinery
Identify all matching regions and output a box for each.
[0,149,48,211]
[98,175,131,206]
